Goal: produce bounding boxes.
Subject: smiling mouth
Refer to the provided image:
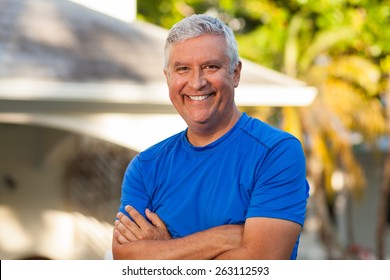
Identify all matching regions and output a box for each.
[187,94,212,101]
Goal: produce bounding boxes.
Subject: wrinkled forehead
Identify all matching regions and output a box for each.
[165,34,228,64]
[172,35,228,58]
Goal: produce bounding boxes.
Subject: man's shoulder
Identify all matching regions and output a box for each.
[241,115,298,150]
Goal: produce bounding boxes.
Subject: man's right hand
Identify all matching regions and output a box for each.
[114,206,171,244]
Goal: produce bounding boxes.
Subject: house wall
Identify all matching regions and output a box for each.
[0,123,125,259]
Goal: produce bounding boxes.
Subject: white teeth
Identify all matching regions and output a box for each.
[189,95,210,101]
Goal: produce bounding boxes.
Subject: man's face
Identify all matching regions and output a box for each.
[164,34,241,134]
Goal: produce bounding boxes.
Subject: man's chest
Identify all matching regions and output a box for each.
[147,155,257,237]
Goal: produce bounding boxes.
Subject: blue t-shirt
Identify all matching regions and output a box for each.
[119,113,309,259]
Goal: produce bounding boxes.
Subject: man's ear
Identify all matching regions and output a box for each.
[233,61,242,88]
[163,69,170,85]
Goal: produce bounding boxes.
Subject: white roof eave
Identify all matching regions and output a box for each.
[235,85,317,107]
[0,79,317,111]
[0,79,317,151]
[0,112,186,151]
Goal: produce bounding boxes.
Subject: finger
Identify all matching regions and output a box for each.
[145,208,167,230]
[115,219,138,242]
[125,205,151,229]
[114,228,132,244]
[116,212,142,238]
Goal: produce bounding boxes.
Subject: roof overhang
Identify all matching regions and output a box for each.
[0,78,317,151]
[0,79,317,113]
[0,112,186,151]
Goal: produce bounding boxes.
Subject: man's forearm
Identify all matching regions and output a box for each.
[112,224,243,260]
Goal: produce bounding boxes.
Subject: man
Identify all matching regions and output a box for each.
[112,14,309,259]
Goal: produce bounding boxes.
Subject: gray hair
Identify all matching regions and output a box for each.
[164,14,240,73]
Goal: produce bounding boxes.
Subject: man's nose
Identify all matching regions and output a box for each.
[188,70,207,90]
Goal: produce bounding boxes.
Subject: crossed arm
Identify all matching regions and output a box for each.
[112,206,301,260]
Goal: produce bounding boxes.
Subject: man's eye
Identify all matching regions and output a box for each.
[176,66,188,72]
[204,65,219,70]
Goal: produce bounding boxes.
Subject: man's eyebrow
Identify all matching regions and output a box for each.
[203,59,223,65]
[172,60,223,66]
[172,61,187,67]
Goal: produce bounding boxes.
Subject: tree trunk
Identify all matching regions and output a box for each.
[376,80,390,259]
[308,157,347,259]
[377,149,390,259]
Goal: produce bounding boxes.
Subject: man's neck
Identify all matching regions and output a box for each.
[186,109,242,147]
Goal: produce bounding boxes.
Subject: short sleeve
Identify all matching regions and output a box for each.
[246,138,309,226]
[118,155,152,219]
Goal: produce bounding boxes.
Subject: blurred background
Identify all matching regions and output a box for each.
[0,0,389,260]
